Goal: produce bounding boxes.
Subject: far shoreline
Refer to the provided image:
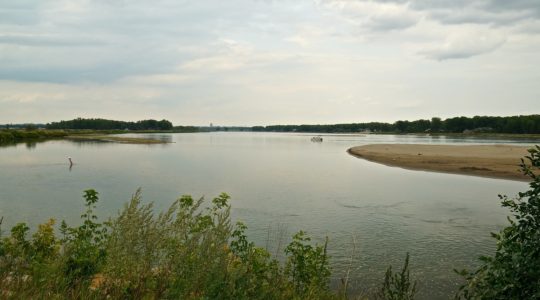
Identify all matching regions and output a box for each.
[65,134,170,144]
[348,144,536,181]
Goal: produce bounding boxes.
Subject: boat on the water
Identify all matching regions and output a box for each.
[311,136,323,142]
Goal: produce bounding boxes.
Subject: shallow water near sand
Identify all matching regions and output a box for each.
[0,132,536,299]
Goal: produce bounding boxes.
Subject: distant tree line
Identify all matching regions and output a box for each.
[251,115,540,134]
[7,114,540,134]
[200,126,253,132]
[172,126,199,133]
[46,118,173,131]
[1,123,46,130]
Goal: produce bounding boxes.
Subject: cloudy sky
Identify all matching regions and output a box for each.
[1,0,539,125]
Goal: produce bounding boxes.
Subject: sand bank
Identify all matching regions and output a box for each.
[348,144,535,181]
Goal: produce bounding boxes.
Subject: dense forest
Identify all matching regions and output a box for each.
[46,118,173,131]
[251,115,540,134]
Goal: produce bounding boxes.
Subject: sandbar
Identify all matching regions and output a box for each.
[347,144,535,181]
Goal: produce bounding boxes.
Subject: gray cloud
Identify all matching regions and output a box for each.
[429,8,533,26]
[365,10,419,31]
[486,0,540,15]
[0,0,539,124]
[318,0,422,31]
[327,0,540,27]
[0,34,107,47]
[419,29,507,60]
[420,41,505,60]
[0,0,306,84]
[0,10,39,26]
[405,0,539,25]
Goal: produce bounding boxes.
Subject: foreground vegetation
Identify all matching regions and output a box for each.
[1,147,539,299]
[0,194,415,299]
[456,146,540,299]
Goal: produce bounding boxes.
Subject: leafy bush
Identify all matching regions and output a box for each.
[285,231,331,296]
[60,189,108,284]
[456,145,540,299]
[0,220,61,298]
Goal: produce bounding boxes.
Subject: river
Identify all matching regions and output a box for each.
[0,132,536,299]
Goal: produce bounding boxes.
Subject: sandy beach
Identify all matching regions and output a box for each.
[348,144,535,181]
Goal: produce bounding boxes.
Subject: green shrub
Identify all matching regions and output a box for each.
[0,220,61,297]
[285,231,331,296]
[226,221,283,299]
[60,189,108,284]
[456,145,540,299]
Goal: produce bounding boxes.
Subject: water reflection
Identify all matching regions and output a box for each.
[0,139,48,149]
[112,133,175,144]
[0,141,17,149]
[25,141,37,150]
[0,136,174,151]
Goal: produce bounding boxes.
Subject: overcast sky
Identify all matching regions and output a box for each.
[1,0,539,125]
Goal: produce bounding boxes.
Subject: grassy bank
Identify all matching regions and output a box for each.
[0,129,182,145]
[0,130,68,143]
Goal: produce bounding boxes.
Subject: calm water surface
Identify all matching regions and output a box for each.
[0,133,536,299]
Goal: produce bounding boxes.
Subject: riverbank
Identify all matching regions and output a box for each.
[0,129,174,145]
[0,129,67,143]
[348,144,534,181]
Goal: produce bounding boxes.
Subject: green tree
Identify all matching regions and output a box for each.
[46,118,174,130]
[25,124,37,131]
[394,121,410,133]
[431,117,442,132]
